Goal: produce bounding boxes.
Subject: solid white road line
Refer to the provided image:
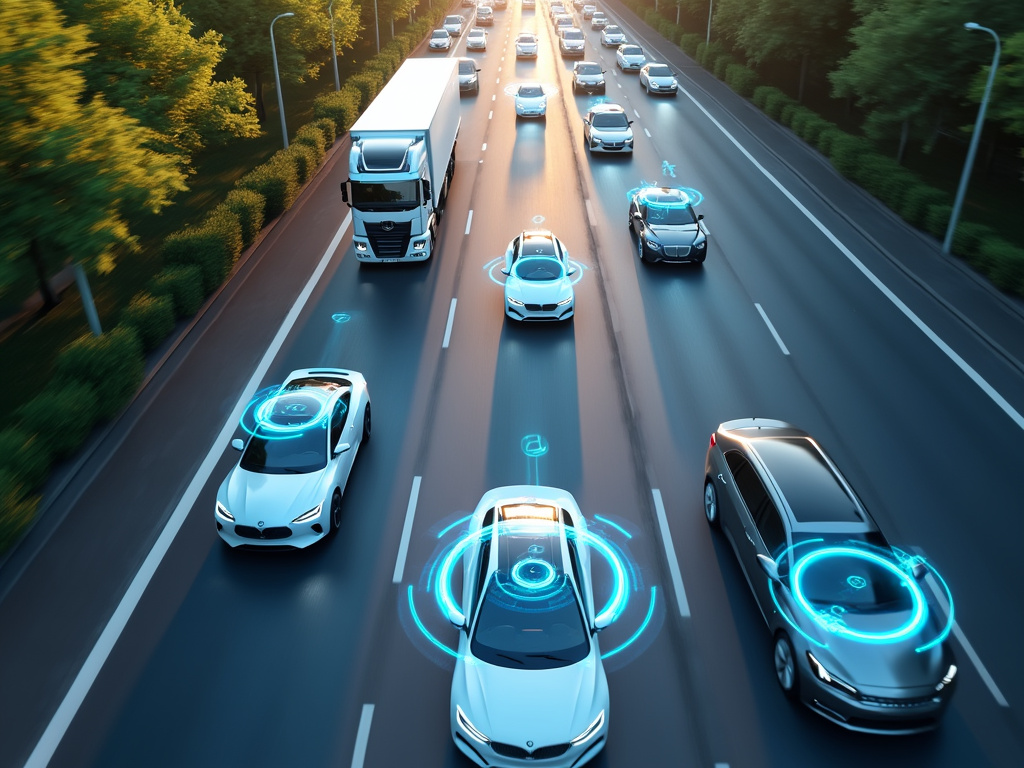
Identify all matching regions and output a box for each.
[392,476,422,584]
[442,299,457,350]
[754,303,790,356]
[585,199,597,228]
[24,211,355,768]
[680,86,1024,432]
[652,489,691,618]
[350,703,375,768]
[465,209,474,235]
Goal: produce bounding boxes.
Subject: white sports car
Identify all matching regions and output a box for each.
[215,368,371,548]
[502,230,576,321]
[447,486,610,768]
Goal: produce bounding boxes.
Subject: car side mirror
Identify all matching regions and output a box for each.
[628,120,634,126]
[756,554,781,582]
[230,438,244,451]
[501,267,510,275]
[593,613,611,633]
[911,561,927,580]
[333,441,352,456]
[631,211,642,220]
[697,214,704,221]
[582,119,591,126]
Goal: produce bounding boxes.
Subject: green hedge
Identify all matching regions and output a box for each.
[313,85,362,133]
[0,427,52,492]
[696,41,727,69]
[798,115,833,146]
[0,469,38,554]
[856,154,916,210]
[15,382,100,459]
[900,184,948,228]
[119,291,175,352]
[816,127,841,155]
[679,33,702,58]
[294,123,328,157]
[980,238,1024,293]
[280,143,320,185]
[309,117,337,146]
[54,326,144,420]
[725,64,758,97]
[763,89,794,120]
[752,85,781,111]
[924,204,953,239]
[235,153,300,221]
[349,71,385,110]
[222,188,266,249]
[162,207,242,294]
[149,264,205,318]
[828,132,873,179]
[779,102,799,127]
[951,221,995,261]
[788,106,816,134]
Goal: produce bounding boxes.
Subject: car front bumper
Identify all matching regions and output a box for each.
[505,299,574,321]
[216,516,328,549]
[640,242,706,262]
[453,725,605,768]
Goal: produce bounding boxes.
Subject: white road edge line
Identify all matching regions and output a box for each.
[350,703,375,768]
[643,128,651,138]
[680,86,1024,432]
[584,199,597,228]
[754,303,790,356]
[442,299,457,350]
[465,209,474,235]
[652,489,691,618]
[23,211,354,768]
[923,572,1008,707]
[392,476,422,584]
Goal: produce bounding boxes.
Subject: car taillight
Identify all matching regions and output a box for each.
[709,433,716,449]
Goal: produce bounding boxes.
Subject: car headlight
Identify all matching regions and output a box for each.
[935,664,957,692]
[215,501,235,522]
[570,710,604,745]
[694,236,707,250]
[507,296,525,306]
[556,295,573,306]
[354,241,368,252]
[644,236,662,251]
[807,652,859,696]
[456,705,490,744]
[292,503,322,524]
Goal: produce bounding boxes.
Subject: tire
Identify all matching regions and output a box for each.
[773,633,799,698]
[329,489,342,535]
[703,480,719,528]
[362,402,372,443]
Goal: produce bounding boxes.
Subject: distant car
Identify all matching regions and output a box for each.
[428,28,452,51]
[559,27,586,58]
[461,0,476,7]
[466,27,488,50]
[571,61,606,94]
[616,43,645,71]
[447,486,610,767]
[590,11,608,29]
[629,186,707,263]
[554,14,574,33]
[443,14,466,36]
[502,231,575,321]
[582,4,597,19]
[493,0,507,9]
[514,82,547,119]
[582,102,634,154]
[640,62,678,95]
[601,24,625,46]
[476,5,494,24]
[548,3,566,20]
[515,31,538,58]
[704,419,958,734]
[215,369,371,549]
[522,0,535,7]
[458,57,481,93]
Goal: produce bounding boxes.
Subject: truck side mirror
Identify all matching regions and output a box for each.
[422,179,431,206]
[340,181,350,205]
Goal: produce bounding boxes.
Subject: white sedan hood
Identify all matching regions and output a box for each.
[221,467,327,527]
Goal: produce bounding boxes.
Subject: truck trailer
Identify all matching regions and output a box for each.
[341,58,461,262]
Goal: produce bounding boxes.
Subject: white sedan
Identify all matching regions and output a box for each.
[615,43,646,71]
[514,82,547,118]
[466,26,488,50]
[515,31,538,58]
[639,62,678,95]
[448,486,610,768]
[502,230,575,321]
[429,29,452,51]
[215,368,371,548]
[601,24,625,46]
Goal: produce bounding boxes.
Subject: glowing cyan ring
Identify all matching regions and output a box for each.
[791,547,927,643]
[626,183,705,209]
[511,558,557,590]
[241,389,331,441]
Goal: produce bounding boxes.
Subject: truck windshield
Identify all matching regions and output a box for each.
[350,180,420,211]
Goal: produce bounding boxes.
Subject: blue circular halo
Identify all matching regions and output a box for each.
[511,557,557,590]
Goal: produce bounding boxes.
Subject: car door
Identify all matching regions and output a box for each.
[329,392,355,491]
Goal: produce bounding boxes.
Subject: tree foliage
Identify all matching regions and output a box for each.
[0,0,186,294]
[969,29,1024,138]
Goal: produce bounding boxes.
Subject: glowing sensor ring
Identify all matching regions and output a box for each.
[511,558,557,590]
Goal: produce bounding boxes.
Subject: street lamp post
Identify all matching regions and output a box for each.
[943,23,1001,254]
[270,12,295,149]
[706,0,714,47]
[373,0,380,54]
[328,2,340,92]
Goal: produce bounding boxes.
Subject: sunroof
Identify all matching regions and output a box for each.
[753,438,864,524]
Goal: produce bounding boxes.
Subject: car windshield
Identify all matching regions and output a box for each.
[518,34,535,43]
[349,180,419,211]
[644,202,696,226]
[592,112,628,129]
[445,15,461,23]
[577,63,602,75]
[471,571,590,669]
[459,60,476,74]
[515,257,565,281]
[240,391,332,474]
[621,46,642,56]
[648,65,673,77]
[605,26,621,34]
[518,85,544,98]
[431,30,447,38]
[563,30,584,40]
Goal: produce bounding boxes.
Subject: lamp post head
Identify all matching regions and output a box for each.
[282,12,295,17]
[964,22,980,31]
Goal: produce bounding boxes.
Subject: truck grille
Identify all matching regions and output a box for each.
[366,221,412,259]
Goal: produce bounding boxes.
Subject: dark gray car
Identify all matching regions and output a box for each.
[703,418,957,734]
[628,186,707,264]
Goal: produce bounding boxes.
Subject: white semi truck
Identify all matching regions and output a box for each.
[341,58,461,262]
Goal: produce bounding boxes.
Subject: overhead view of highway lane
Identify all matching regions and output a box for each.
[2,2,1024,768]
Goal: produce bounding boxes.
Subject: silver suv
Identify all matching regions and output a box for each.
[582,103,634,154]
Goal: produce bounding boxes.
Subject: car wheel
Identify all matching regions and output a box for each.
[330,489,342,534]
[362,402,372,443]
[703,480,720,528]
[773,633,799,698]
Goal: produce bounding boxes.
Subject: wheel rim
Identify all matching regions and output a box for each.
[704,483,717,523]
[774,638,795,691]
[331,492,341,530]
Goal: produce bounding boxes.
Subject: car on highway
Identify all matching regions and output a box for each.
[548,3,566,20]
[703,419,958,733]
[515,31,538,58]
[476,5,494,24]
[559,27,586,58]
[215,368,371,549]
[458,57,481,93]
[502,230,576,321]
[582,102,634,154]
[447,486,610,767]
[615,43,646,71]
[444,14,466,36]
[628,186,707,263]
[639,62,678,95]
[462,0,476,6]
[582,4,597,19]
[466,26,489,50]
[554,14,574,33]
[571,61,606,94]
[493,0,507,9]
[522,0,535,7]
[514,82,547,119]
[590,11,608,29]
[428,28,453,51]
[600,24,625,46]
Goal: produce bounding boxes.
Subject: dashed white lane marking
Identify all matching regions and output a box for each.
[350,704,375,768]
[465,209,474,235]
[754,303,790,356]
[392,476,422,583]
[585,199,597,228]
[652,489,691,618]
[644,128,651,138]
